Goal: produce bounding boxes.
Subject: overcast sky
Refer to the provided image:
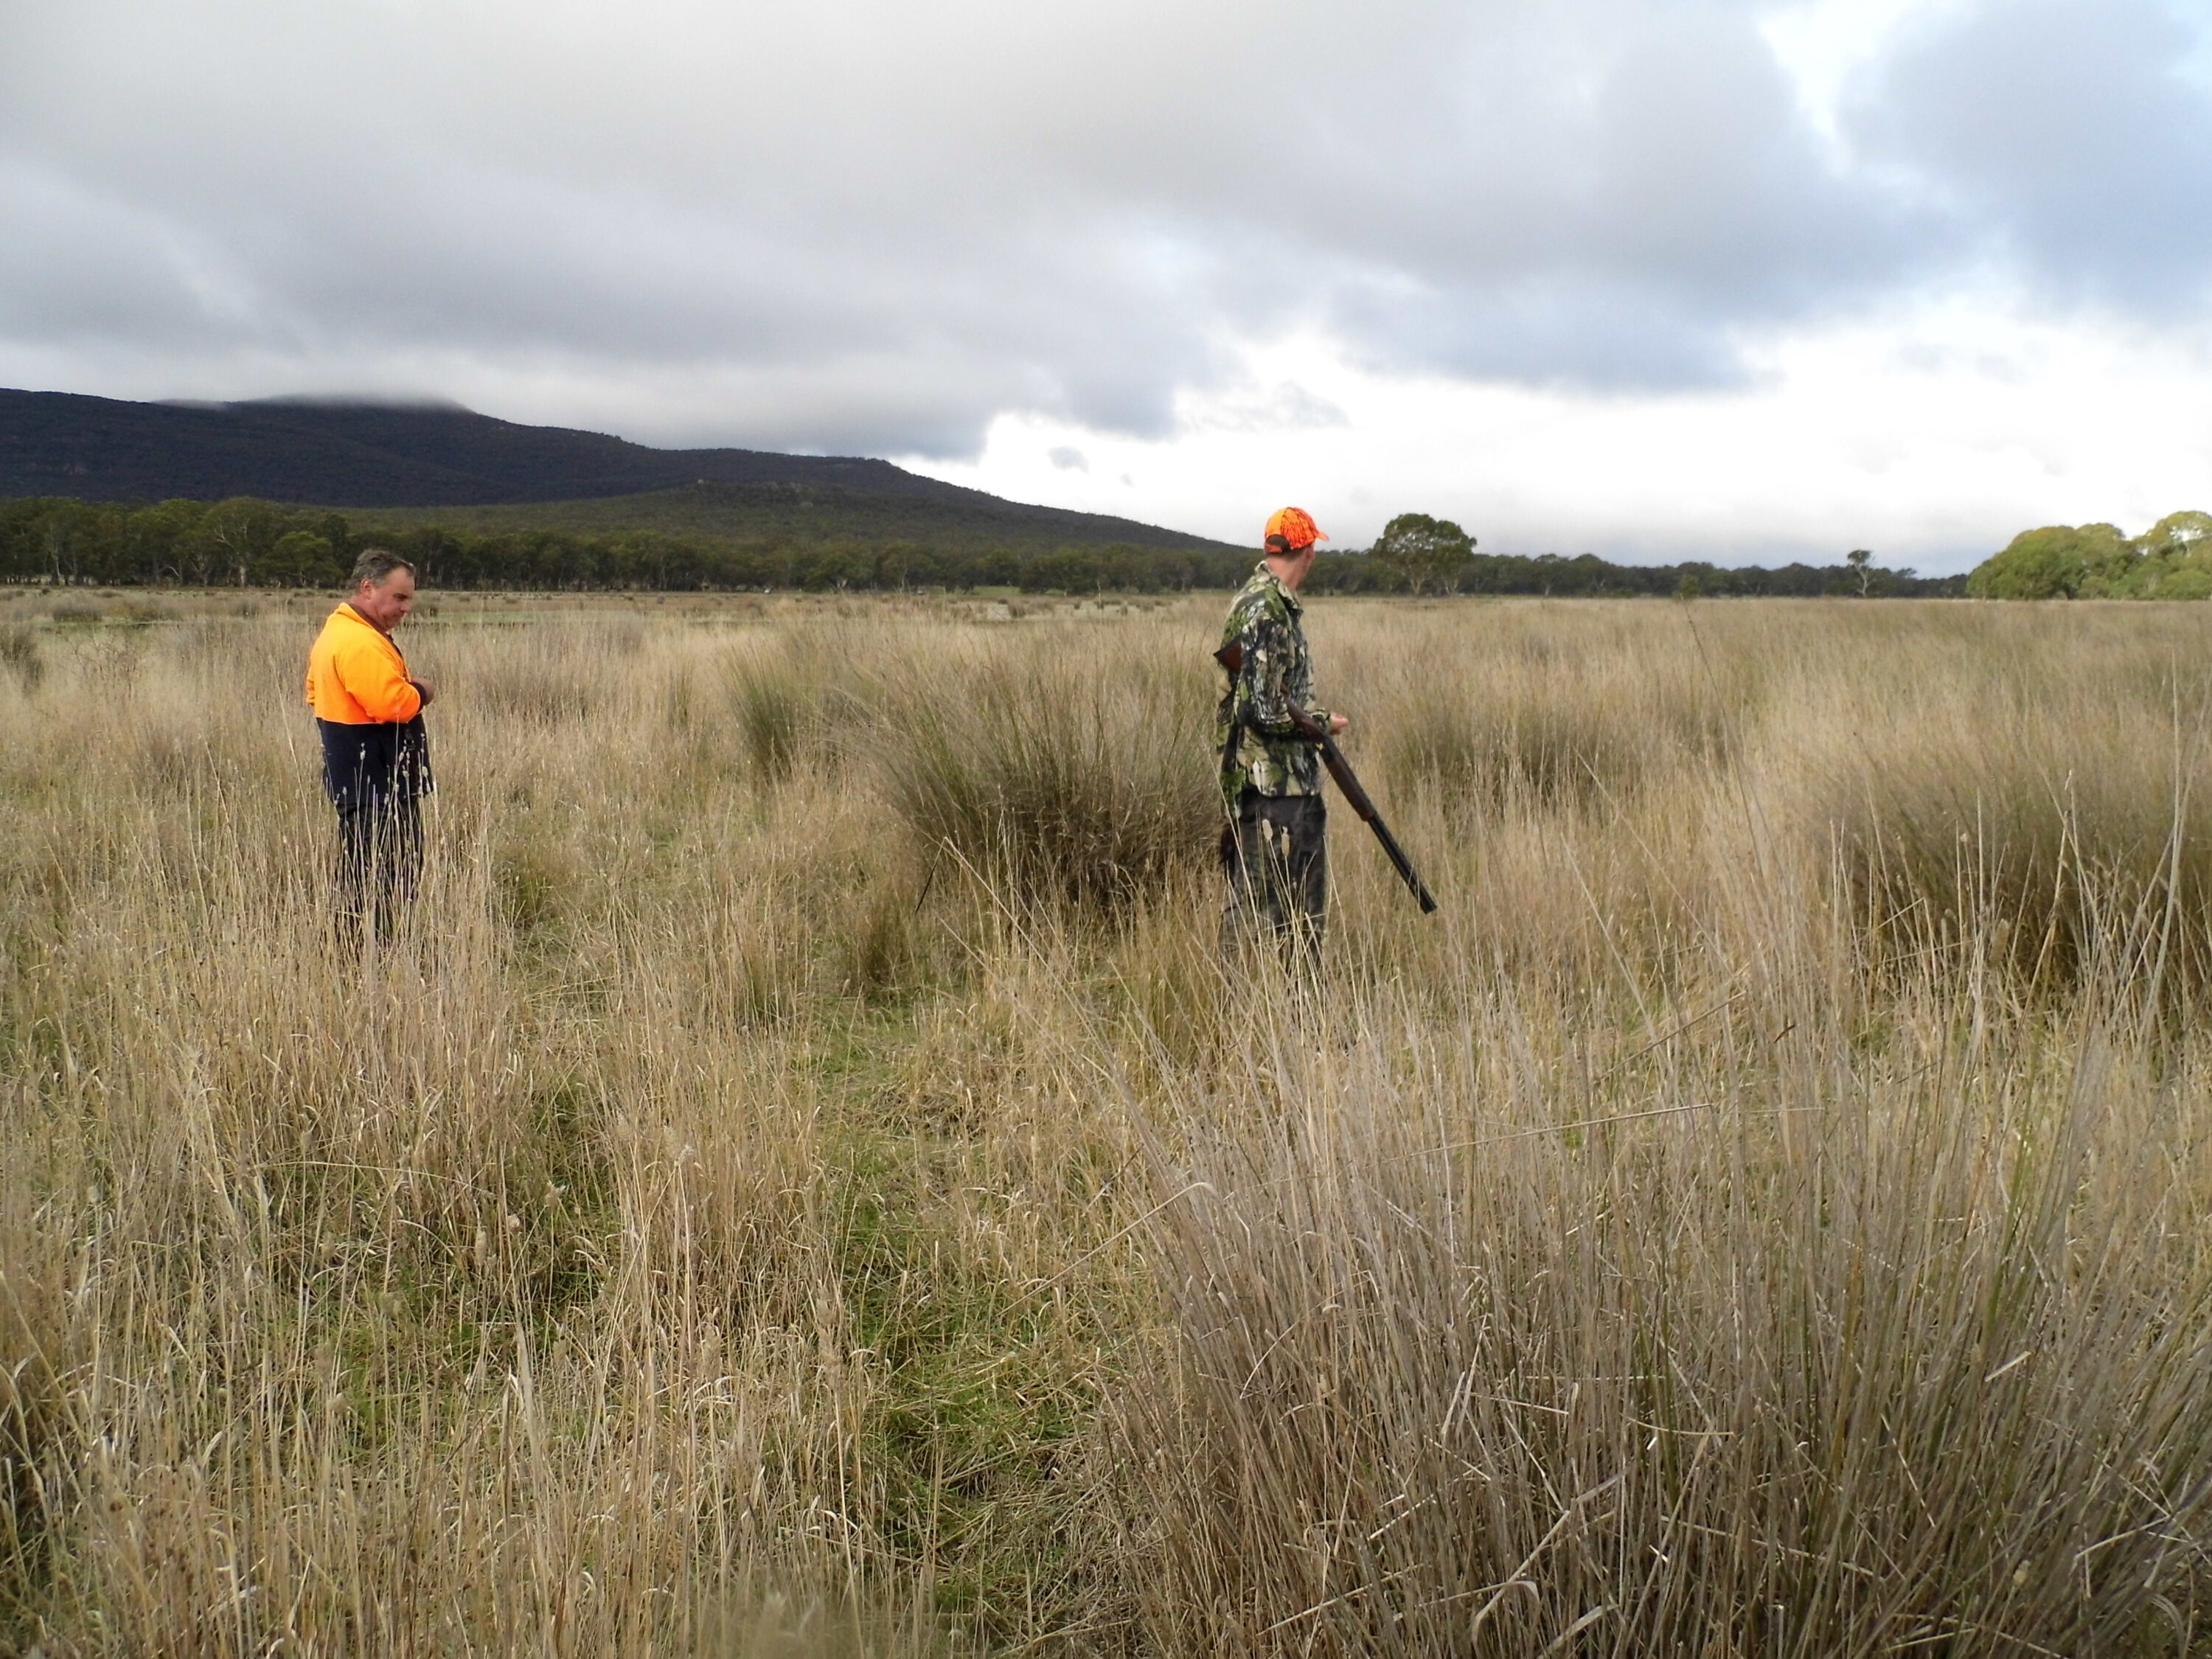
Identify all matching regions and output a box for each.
[4,0,2209,569]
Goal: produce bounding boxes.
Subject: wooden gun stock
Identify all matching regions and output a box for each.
[1217,642,1439,914]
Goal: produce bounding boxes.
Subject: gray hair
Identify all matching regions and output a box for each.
[350,549,417,589]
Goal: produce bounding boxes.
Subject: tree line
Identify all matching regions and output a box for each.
[0,495,1963,597]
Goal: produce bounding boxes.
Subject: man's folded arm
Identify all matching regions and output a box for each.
[338,639,422,723]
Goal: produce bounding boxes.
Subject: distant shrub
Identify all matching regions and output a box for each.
[2132,509,2212,563]
[2152,567,2212,602]
[1966,525,2121,599]
[1968,512,2212,599]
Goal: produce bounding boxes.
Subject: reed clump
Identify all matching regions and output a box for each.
[725,644,824,783]
[1784,627,2212,996]
[866,621,1217,912]
[1124,963,2212,1658]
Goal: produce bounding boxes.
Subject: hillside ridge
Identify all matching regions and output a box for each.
[0,388,1236,550]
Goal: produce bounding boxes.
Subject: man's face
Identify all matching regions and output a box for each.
[353,568,416,631]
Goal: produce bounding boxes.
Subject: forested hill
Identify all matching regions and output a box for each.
[354,480,1234,553]
[0,388,1235,550]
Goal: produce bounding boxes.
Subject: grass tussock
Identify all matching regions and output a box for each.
[1127,977,2212,1657]
[1809,694,2212,995]
[866,622,1218,911]
[0,622,41,694]
[4,591,2212,1655]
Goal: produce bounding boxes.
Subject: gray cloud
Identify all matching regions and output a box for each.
[0,0,2207,455]
[1848,0,2212,310]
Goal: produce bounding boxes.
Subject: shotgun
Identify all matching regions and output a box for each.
[1216,641,1439,914]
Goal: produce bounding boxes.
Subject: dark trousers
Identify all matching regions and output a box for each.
[319,717,430,942]
[335,793,422,941]
[1222,790,1328,966]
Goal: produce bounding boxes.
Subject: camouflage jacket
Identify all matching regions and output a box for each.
[1217,562,1332,804]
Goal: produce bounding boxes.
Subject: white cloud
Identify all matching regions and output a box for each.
[903,295,2212,571]
[1761,0,1973,153]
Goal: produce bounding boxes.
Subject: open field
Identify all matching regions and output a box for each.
[5,590,2212,1656]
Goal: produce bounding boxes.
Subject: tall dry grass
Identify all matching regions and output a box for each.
[2,591,2212,1655]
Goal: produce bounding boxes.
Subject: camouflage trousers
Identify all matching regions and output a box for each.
[1221,790,1328,967]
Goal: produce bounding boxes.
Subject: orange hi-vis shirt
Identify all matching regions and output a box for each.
[305,604,422,725]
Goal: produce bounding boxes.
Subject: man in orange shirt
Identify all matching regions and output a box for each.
[305,550,436,938]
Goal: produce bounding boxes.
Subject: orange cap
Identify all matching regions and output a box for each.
[1263,507,1328,552]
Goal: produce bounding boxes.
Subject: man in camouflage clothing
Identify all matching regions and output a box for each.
[1217,506,1349,963]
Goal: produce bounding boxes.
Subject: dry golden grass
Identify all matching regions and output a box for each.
[3,589,2212,1656]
